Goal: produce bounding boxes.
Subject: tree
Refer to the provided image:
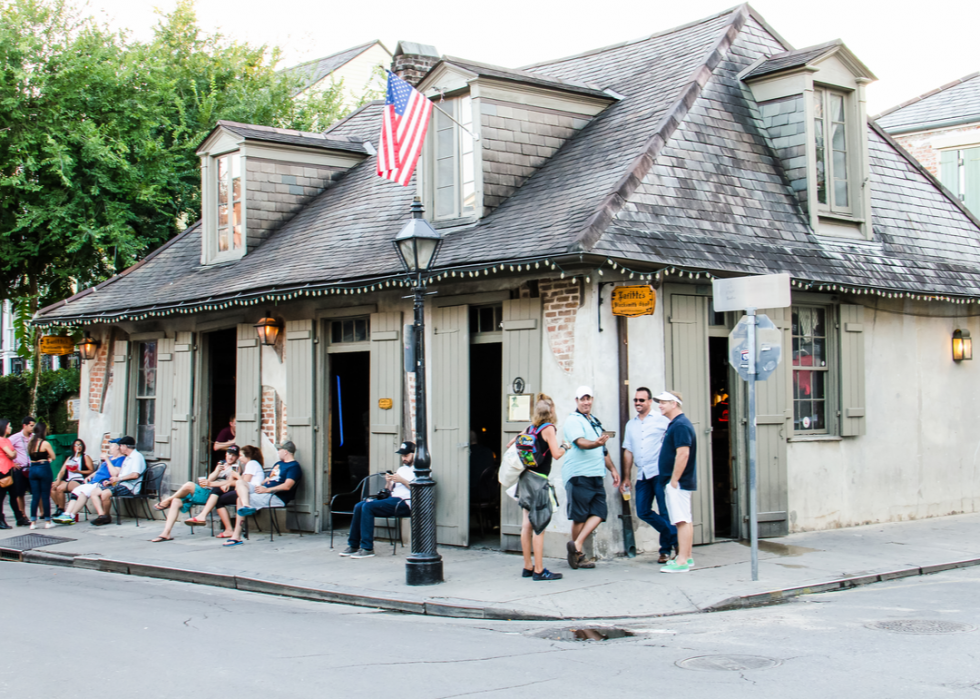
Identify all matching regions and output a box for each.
[0,0,352,407]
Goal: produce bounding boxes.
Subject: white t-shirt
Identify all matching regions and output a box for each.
[118,450,147,494]
[64,455,86,482]
[242,460,266,489]
[391,465,416,505]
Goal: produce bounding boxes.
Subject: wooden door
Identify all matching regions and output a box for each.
[286,320,315,531]
[431,305,470,546]
[665,291,713,544]
[236,324,261,448]
[499,298,542,552]
[369,312,403,473]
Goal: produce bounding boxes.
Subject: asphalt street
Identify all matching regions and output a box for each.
[2,562,978,698]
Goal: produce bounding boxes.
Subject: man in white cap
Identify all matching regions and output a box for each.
[562,386,620,569]
[652,391,698,573]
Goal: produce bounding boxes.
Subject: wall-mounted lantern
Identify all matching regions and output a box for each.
[255,313,282,347]
[952,329,972,362]
[76,332,99,361]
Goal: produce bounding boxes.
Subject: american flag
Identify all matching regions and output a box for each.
[377,71,433,186]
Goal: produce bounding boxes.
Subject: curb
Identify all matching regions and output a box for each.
[4,546,980,621]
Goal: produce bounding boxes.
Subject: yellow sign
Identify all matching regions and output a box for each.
[378,398,393,410]
[40,335,76,356]
[611,286,656,317]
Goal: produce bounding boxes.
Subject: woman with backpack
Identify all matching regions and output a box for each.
[507,394,567,581]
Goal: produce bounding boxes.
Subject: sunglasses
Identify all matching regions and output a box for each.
[633,398,648,403]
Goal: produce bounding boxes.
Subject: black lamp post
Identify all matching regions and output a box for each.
[394,197,444,586]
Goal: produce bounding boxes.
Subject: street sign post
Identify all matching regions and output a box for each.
[714,274,790,582]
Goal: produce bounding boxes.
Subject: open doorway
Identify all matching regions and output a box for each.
[708,336,736,539]
[468,337,502,547]
[329,351,370,497]
[207,328,237,473]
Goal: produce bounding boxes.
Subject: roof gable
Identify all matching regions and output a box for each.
[284,41,388,94]
[742,39,876,82]
[875,72,980,133]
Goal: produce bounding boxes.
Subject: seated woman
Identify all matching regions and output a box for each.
[52,442,124,524]
[52,439,95,515]
[150,445,263,542]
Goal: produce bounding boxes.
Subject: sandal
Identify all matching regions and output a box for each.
[150,536,174,543]
[184,517,207,526]
[223,539,243,547]
[216,532,233,539]
[153,502,170,511]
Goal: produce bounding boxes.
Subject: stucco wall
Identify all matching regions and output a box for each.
[787,302,980,530]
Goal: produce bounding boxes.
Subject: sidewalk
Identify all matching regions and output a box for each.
[2,507,978,620]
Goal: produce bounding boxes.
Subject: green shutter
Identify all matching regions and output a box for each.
[839,304,866,437]
[109,340,129,438]
[963,147,980,216]
[939,149,959,197]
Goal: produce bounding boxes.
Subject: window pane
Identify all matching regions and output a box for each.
[832,122,847,151]
[331,322,342,343]
[137,342,157,397]
[834,180,849,207]
[813,90,824,118]
[437,156,454,188]
[831,93,845,122]
[792,336,801,367]
[794,399,812,430]
[812,337,826,367]
[217,156,229,205]
[814,117,827,205]
[218,230,229,252]
[231,153,241,200]
[342,320,354,344]
[137,398,155,453]
[218,204,228,227]
[810,370,826,400]
[469,307,479,334]
[436,186,455,217]
[479,306,494,333]
[812,308,825,336]
[354,319,367,343]
[437,128,454,159]
[811,401,826,430]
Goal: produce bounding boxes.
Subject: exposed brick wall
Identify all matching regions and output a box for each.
[245,158,343,249]
[87,341,111,412]
[261,386,283,445]
[759,95,808,213]
[891,123,980,177]
[540,279,580,374]
[479,99,591,213]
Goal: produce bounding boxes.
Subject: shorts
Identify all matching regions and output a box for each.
[249,492,286,510]
[664,483,693,524]
[72,482,103,499]
[180,485,213,513]
[564,476,607,523]
[109,484,134,497]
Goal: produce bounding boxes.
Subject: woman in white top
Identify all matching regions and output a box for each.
[52,439,95,515]
[238,445,266,493]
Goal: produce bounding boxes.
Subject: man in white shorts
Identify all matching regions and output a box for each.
[54,438,137,525]
[652,391,698,573]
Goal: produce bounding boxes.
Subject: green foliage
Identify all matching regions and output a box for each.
[12,297,37,362]
[0,368,79,433]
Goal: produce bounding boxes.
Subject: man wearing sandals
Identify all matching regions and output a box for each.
[223,442,301,547]
[562,387,620,570]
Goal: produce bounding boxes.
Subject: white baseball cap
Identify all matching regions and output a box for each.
[574,385,593,399]
[652,391,683,405]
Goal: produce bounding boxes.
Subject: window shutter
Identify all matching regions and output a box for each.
[285,320,315,531]
[369,313,403,475]
[939,149,959,197]
[109,340,130,438]
[839,304,866,436]
[236,324,261,447]
[154,337,175,460]
[963,147,980,215]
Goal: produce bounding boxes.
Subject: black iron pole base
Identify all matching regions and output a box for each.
[406,557,444,586]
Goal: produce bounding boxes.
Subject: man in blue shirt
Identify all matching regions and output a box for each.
[563,386,620,570]
[225,441,302,546]
[653,391,698,573]
[622,387,676,564]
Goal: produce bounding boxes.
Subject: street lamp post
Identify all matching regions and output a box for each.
[394,198,444,586]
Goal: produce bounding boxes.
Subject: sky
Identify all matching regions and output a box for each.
[87,0,978,114]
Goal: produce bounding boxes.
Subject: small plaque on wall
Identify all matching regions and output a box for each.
[378,398,393,410]
[507,394,531,422]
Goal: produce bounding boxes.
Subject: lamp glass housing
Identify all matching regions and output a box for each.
[396,236,440,273]
[255,316,281,347]
[953,329,972,361]
[77,335,99,361]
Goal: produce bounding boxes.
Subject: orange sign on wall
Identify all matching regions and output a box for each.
[611,286,657,317]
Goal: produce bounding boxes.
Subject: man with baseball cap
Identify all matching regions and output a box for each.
[652,391,698,573]
[562,386,620,570]
[340,441,416,558]
[55,436,145,525]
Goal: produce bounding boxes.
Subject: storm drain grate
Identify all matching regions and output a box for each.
[534,627,635,642]
[0,534,76,552]
[867,620,976,635]
[677,655,781,672]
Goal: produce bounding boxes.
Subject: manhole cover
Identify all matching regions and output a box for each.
[0,534,76,552]
[867,620,976,635]
[677,655,781,671]
[534,627,635,642]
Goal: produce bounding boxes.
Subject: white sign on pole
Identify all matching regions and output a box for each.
[711,273,791,313]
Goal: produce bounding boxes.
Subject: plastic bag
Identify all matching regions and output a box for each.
[498,443,524,490]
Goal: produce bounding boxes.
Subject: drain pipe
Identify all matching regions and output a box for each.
[617,315,636,558]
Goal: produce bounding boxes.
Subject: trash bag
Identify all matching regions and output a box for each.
[517,470,556,535]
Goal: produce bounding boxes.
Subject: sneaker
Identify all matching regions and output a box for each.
[237,506,256,517]
[339,546,358,557]
[53,513,74,525]
[660,559,691,574]
[29,521,36,530]
[522,568,534,578]
[533,568,563,581]
[566,540,580,570]
[351,548,375,558]
[44,521,56,529]
[687,558,695,568]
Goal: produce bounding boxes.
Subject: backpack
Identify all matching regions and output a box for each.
[515,423,552,470]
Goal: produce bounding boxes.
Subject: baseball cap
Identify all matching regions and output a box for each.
[574,386,593,399]
[395,441,416,455]
[278,441,296,454]
[226,445,240,454]
[652,391,683,405]
[110,436,136,446]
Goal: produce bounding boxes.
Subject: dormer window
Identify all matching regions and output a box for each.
[216,152,243,253]
[814,88,852,214]
[431,95,477,221]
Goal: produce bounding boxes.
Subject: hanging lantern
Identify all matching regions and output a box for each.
[952,329,973,362]
[76,332,99,361]
[255,312,281,347]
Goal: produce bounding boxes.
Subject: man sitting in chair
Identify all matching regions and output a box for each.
[340,441,416,559]
[54,436,144,526]
[223,441,301,547]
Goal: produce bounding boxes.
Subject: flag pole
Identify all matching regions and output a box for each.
[387,70,479,141]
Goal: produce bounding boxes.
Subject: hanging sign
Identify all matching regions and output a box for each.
[611,286,656,317]
[40,336,76,356]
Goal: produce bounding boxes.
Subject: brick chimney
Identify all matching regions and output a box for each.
[392,41,440,86]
